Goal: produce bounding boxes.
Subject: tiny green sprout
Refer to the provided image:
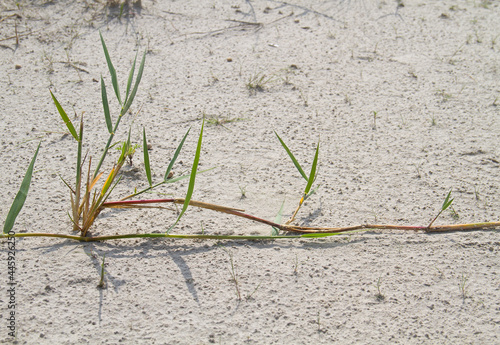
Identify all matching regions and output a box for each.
[375,276,385,301]
[238,185,247,199]
[428,190,454,228]
[372,111,378,130]
[459,273,468,300]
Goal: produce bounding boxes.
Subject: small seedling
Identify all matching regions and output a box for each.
[245,282,261,301]
[413,163,422,178]
[97,254,106,289]
[246,72,276,94]
[436,89,452,102]
[428,190,454,228]
[238,185,247,199]
[375,276,385,301]
[459,273,468,300]
[474,186,481,201]
[372,111,378,130]
[449,206,459,220]
[220,246,241,300]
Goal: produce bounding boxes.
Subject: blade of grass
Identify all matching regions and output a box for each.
[428,190,454,228]
[99,32,121,105]
[50,90,79,141]
[124,52,137,105]
[122,50,146,115]
[167,119,204,234]
[271,200,285,236]
[3,142,40,234]
[275,131,308,181]
[143,128,152,186]
[304,139,319,195]
[101,76,112,134]
[164,128,190,181]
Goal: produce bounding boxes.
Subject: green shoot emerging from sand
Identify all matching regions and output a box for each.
[275,131,320,225]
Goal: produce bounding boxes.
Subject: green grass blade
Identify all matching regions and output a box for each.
[275,131,308,181]
[271,200,285,236]
[122,50,146,115]
[101,76,112,134]
[167,119,204,234]
[124,52,137,105]
[143,128,152,186]
[304,139,320,195]
[100,32,121,105]
[164,128,191,181]
[3,142,40,234]
[442,190,454,211]
[50,90,79,141]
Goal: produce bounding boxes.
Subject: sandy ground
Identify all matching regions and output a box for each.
[0,0,499,343]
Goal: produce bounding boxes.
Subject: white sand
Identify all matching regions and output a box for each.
[1,0,499,343]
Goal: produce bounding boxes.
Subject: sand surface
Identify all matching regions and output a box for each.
[1,0,499,343]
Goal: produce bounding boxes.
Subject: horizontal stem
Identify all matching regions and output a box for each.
[102,198,500,234]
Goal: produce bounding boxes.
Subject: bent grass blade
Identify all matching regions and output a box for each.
[3,142,40,234]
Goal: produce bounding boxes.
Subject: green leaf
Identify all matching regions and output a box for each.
[122,50,146,115]
[100,32,121,105]
[304,139,319,195]
[164,128,190,181]
[3,143,40,234]
[50,90,79,141]
[101,76,112,134]
[442,190,454,211]
[271,200,285,236]
[167,119,204,234]
[143,128,152,187]
[275,131,308,181]
[124,52,137,105]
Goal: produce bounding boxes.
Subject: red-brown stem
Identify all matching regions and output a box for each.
[101,198,500,234]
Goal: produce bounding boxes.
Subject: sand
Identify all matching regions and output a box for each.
[0,0,499,343]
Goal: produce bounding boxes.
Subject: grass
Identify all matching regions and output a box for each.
[459,273,469,301]
[375,276,385,301]
[246,71,277,94]
[1,36,499,244]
